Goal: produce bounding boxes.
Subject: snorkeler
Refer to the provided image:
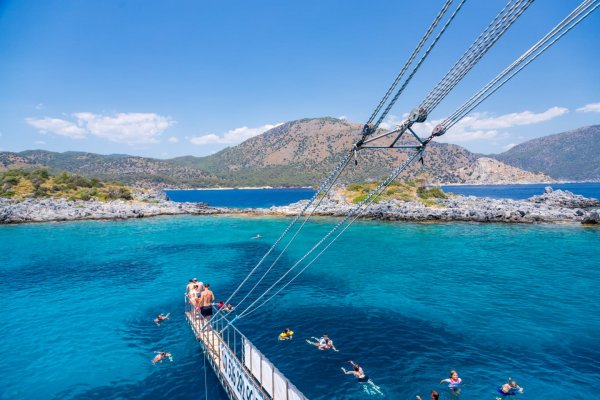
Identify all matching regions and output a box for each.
[279,328,294,340]
[154,313,170,325]
[440,370,462,393]
[152,351,172,364]
[306,333,339,351]
[496,377,523,398]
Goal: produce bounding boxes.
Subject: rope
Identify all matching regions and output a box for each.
[356,0,532,148]
[373,0,468,130]
[216,152,353,310]
[212,153,352,327]
[442,0,599,130]
[420,0,533,112]
[367,0,456,125]
[203,346,208,399]
[235,149,424,322]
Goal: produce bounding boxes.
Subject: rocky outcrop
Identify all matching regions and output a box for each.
[527,186,600,208]
[454,157,552,184]
[262,188,599,225]
[0,198,222,224]
[1,188,598,225]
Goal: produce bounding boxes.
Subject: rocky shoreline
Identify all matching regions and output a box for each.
[1,187,598,225]
[261,188,600,224]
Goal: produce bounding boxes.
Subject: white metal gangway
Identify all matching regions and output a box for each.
[185,301,308,400]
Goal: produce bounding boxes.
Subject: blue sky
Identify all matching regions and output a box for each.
[1,0,598,158]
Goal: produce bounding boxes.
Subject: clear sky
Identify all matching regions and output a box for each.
[1,0,599,158]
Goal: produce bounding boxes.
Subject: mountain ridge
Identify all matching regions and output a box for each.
[4,117,596,187]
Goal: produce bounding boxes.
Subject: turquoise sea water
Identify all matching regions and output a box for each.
[1,216,599,400]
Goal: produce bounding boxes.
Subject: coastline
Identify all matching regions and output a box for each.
[1,188,598,225]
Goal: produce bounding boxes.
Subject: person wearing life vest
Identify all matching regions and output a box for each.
[279,328,294,340]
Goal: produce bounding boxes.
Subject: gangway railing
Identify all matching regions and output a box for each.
[185,298,308,400]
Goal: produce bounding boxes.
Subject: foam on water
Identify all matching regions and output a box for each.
[1,216,598,399]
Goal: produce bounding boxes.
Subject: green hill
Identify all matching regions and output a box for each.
[492,125,600,181]
[1,117,564,187]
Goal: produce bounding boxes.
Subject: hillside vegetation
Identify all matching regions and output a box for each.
[1,118,585,187]
[0,169,133,201]
[344,179,448,207]
[493,125,600,181]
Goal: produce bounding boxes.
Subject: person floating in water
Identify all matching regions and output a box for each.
[342,361,383,395]
[279,328,294,340]
[306,333,339,351]
[225,303,234,312]
[154,313,170,325]
[251,234,262,239]
[217,301,225,309]
[496,377,523,398]
[417,390,440,400]
[152,351,172,364]
[342,361,369,382]
[441,370,462,394]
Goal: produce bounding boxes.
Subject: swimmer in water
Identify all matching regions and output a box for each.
[342,361,383,395]
[496,377,523,398]
[152,351,172,364]
[154,313,170,325]
[225,303,234,312]
[306,333,339,351]
[441,370,462,394]
[251,234,262,239]
[279,328,294,340]
[417,390,440,400]
[342,361,369,383]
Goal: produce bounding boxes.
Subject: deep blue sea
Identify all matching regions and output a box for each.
[165,183,600,209]
[165,188,316,208]
[441,182,600,200]
[1,216,599,400]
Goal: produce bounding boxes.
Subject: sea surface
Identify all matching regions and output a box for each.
[165,183,599,209]
[1,216,599,400]
[165,188,316,208]
[441,182,600,200]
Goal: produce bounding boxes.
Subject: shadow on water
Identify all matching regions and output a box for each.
[1,258,158,293]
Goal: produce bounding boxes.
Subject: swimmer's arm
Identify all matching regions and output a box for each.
[440,379,450,383]
[416,396,422,400]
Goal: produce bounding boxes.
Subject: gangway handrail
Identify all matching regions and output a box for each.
[185,296,308,400]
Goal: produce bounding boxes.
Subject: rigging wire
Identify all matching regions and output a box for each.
[213,0,468,318]
[372,0,468,131]
[233,150,424,322]
[229,1,599,323]
[440,0,599,132]
[219,0,531,325]
[358,0,533,148]
[367,0,459,126]
[215,151,353,316]
[420,0,534,112]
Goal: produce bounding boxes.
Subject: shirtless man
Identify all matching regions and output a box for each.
[198,283,215,323]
